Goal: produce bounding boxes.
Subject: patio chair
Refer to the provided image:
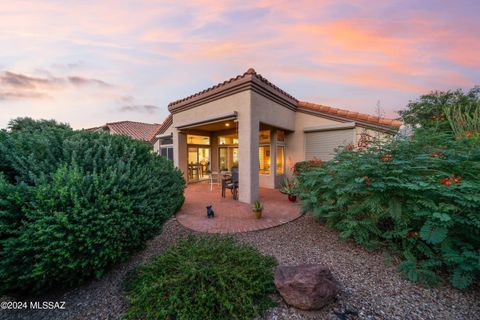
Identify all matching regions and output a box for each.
[221,168,239,200]
[208,171,219,191]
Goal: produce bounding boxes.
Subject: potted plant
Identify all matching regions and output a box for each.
[280,177,297,202]
[251,200,263,219]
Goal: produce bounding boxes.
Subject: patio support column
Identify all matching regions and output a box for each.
[238,115,259,204]
[174,129,188,181]
[210,133,219,173]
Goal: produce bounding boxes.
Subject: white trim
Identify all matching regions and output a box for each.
[156,132,173,139]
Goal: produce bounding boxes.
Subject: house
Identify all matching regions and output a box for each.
[87,121,161,144]
[153,68,401,204]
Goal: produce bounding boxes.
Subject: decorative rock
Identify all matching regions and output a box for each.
[274,264,340,310]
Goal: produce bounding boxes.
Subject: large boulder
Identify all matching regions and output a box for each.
[274,265,340,310]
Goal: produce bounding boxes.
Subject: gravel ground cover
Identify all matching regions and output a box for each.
[1,215,478,320]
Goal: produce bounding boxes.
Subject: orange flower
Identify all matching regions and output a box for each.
[465,130,473,137]
[381,154,393,161]
[441,176,462,186]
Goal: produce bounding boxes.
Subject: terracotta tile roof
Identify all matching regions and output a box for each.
[298,101,402,129]
[168,68,297,111]
[167,68,401,131]
[87,121,161,142]
[150,114,173,143]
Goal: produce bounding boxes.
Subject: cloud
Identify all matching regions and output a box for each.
[119,95,135,103]
[0,70,113,101]
[0,71,60,89]
[0,91,47,100]
[67,76,111,87]
[119,104,160,113]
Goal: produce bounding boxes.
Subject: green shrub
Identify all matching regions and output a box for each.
[296,129,480,289]
[293,159,324,175]
[0,119,185,294]
[124,236,277,320]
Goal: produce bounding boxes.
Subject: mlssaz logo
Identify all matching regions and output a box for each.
[30,301,66,310]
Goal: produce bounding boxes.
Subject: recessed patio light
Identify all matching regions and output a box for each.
[225,123,230,127]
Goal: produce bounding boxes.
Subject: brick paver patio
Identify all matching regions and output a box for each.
[176,182,302,233]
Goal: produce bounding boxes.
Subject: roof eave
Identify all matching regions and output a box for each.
[297,106,400,134]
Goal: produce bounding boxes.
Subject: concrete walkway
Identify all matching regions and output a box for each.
[176,182,302,233]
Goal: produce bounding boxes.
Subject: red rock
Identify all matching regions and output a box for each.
[274,265,340,310]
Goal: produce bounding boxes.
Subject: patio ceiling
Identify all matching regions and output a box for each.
[176,112,237,132]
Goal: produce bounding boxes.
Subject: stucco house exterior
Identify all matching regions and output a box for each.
[153,68,401,204]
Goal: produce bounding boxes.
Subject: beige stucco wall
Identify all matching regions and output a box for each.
[172,91,258,203]
[153,139,160,153]
[251,92,296,131]
[251,92,295,188]
[285,112,344,176]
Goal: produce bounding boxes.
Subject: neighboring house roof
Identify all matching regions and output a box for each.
[167,68,402,132]
[87,121,161,142]
[151,114,173,143]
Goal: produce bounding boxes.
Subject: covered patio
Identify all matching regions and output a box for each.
[176,182,302,233]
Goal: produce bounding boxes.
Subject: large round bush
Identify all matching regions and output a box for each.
[124,236,277,320]
[0,118,185,293]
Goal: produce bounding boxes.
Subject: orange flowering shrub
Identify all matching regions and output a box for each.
[296,129,480,289]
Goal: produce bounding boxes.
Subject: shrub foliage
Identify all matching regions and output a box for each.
[124,236,277,320]
[0,118,185,293]
[297,126,480,288]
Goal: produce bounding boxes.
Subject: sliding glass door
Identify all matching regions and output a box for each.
[188,147,210,181]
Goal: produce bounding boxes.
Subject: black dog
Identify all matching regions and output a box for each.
[206,205,215,219]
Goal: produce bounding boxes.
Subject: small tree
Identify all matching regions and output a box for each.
[398,86,480,130]
[8,117,71,132]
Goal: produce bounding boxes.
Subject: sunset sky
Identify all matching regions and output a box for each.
[1,0,479,129]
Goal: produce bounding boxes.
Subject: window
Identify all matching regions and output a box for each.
[159,135,173,161]
[218,133,238,145]
[258,146,270,174]
[219,147,238,171]
[276,146,284,174]
[259,130,270,144]
[160,146,173,161]
[187,134,210,145]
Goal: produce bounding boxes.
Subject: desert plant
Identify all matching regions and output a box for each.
[123,236,277,320]
[280,177,297,195]
[0,119,185,294]
[293,159,324,175]
[252,200,263,212]
[443,103,480,139]
[296,129,480,289]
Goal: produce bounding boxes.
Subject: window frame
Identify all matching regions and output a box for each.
[275,145,285,175]
[159,144,174,161]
